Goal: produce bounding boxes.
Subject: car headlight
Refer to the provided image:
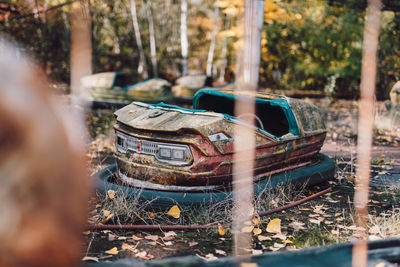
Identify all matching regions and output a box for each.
[157,145,190,163]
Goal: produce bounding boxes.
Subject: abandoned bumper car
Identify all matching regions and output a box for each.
[96,89,335,206]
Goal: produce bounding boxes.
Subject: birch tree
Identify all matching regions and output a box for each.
[130,0,148,79]
[180,0,189,76]
[145,0,158,77]
[218,15,230,83]
[70,0,92,96]
[206,6,219,78]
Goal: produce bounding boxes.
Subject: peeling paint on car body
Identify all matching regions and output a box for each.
[113,89,327,190]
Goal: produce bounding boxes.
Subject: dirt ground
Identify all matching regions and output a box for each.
[82,99,400,263]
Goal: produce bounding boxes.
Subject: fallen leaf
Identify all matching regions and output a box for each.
[118,236,127,240]
[289,221,305,231]
[282,240,293,244]
[241,225,254,233]
[253,227,262,235]
[252,216,261,226]
[274,242,286,248]
[163,231,177,241]
[258,235,272,241]
[128,110,136,114]
[100,213,113,224]
[164,231,177,237]
[189,242,198,247]
[135,251,147,258]
[121,243,136,251]
[369,226,379,234]
[309,219,321,225]
[108,233,116,241]
[145,235,159,241]
[266,218,281,234]
[215,249,227,256]
[334,212,342,217]
[147,211,156,219]
[167,205,181,219]
[272,234,287,240]
[131,234,143,241]
[163,235,175,241]
[205,253,218,261]
[331,230,339,235]
[218,224,227,236]
[102,210,111,217]
[107,190,116,200]
[105,247,119,255]
[82,256,99,262]
[82,230,91,235]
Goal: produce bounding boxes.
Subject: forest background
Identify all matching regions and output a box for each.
[1,0,399,99]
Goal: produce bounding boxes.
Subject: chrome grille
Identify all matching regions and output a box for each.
[115,131,192,166]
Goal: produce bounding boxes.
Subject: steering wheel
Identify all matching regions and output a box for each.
[237,113,264,130]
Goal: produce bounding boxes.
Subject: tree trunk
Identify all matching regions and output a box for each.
[130,0,148,79]
[70,0,93,96]
[180,0,189,76]
[206,7,219,77]
[146,0,158,77]
[218,14,230,83]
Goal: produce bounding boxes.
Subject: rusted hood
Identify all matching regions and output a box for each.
[114,102,226,134]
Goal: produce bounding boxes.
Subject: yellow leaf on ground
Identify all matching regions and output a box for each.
[218,224,227,236]
[107,190,116,200]
[252,216,261,226]
[331,230,339,235]
[121,243,136,251]
[100,213,113,224]
[253,228,262,235]
[369,225,379,234]
[147,211,156,219]
[267,218,281,234]
[131,234,143,241]
[241,225,255,233]
[102,210,111,217]
[105,247,119,255]
[167,205,181,219]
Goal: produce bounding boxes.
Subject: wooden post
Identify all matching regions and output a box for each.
[352,0,382,266]
[233,0,265,256]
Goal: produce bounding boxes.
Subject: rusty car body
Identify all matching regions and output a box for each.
[81,72,173,104]
[112,89,330,194]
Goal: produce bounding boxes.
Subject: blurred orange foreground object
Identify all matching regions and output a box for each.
[0,39,89,267]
